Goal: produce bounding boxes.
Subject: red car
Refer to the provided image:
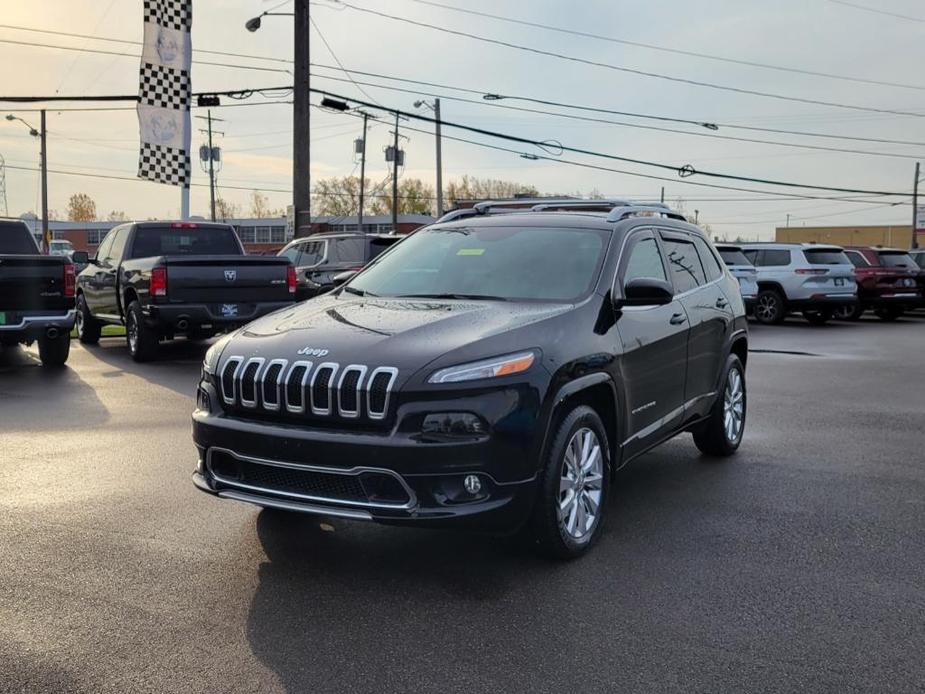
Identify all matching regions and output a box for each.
[837,247,923,320]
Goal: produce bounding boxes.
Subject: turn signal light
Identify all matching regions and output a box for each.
[63,264,76,298]
[287,265,297,293]
[151,266,168,297]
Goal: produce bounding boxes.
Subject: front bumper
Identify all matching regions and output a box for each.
[0,309,76,342]
[145,301,293,332]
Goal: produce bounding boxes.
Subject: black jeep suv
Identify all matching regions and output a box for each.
[192,201,749,558]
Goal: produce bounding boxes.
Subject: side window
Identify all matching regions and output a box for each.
[845,251,868,268]
[331,237,366,264]
[95,230,116,262]
[623,236,667,284]
[693,237,723,281]
[298,241,326,267]
[761,249,791,267]
[743,249,760,265]
[281,244,302,264]
[109,227,129,263]
[661,237,706,294]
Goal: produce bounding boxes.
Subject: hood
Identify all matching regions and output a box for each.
[221,294,572,375]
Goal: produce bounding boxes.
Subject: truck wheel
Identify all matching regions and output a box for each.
[125,300,158,362]
[75,293,101,344]
[754,289,785,325]
[874,307,903,321]
[38,333,71,367]
[802,308,833,326]
[834,304,864,321]
[529,405,610,560]
[693,354,746,457]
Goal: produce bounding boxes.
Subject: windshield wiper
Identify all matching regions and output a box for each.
[341,286,376,297]
[394,293,510,301]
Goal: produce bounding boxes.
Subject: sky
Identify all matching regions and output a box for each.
[1,0,923,239]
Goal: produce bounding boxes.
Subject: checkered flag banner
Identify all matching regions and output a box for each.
[137,0,192,187]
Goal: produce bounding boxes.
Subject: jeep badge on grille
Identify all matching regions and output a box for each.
[297,347,329,357]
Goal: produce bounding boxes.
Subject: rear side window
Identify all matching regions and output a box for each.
[623,237,667,283]
[661,237,706,293]
[131,226,241,257]
[845,251,869,268]
[693,237,724,281]
[369,237,400,260]
[280,245,301,264]
[297,240,326,267]
[718,248,750,266]
[331,237,366,264]
[912,253,925,269]
[0,221,41,254]
[803,248,850,265]
[877,252,916,268]
[758,249,791,267]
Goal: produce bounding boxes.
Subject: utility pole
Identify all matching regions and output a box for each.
[207,111,215,221]
[391,111,399,232]
[39,109,49,253]
[293,0,311,236]
[660,186,665,204]
[694,209,699,225]
[786,213,791,228]
[434,98,444,217]
[912,162,920,250]
[357,111,368,232]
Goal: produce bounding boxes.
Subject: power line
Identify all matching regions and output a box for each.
[311,71,925,160]
[308,16,381,106]
[827,0,925,22]
[314,88,912,197]
[399,0,925,91]
[327,1,925,119]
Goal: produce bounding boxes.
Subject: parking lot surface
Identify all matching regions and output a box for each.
[2,316,924,693]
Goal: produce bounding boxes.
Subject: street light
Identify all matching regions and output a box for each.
[5,112,48,251]
[5,114,38,137]
[244,11,293,32]
[413,99,444,217]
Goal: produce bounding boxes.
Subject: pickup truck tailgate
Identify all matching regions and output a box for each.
[163,255,292,303]
[0,255,70,311]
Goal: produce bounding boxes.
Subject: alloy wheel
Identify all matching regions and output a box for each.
[558,427,604,541]
[756,295,778,322]
[127,314,138,354]
[723,367,745,443]
[75,302,84,336]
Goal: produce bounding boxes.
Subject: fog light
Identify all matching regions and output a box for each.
[464,474,482,495]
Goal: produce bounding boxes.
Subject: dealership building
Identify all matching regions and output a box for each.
[775,224,923,248]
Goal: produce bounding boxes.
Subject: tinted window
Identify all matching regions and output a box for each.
[743,249,759,264]
[803,248,850,265]
[108,228,129,263]
[912,252,925,269]
[718,248,750,266]
[280,245,301,264]
[331,237,366,264]
[130,226,241,257]
[347,226,607,302]
[369,237,401,260]
[661,237,706,293]
[95,230,115,261]
[877,252,916,268]
[623,237,667,283]
[845,251,869,268]
[298,240,326,267]
[0,221,41,254]
[759,249,791,267]
[694,237,723,281]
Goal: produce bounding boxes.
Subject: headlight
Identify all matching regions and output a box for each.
[428,351,536,384]
[202,333,234,376]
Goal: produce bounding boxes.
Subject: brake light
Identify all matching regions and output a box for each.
[170,222,198,229]
[795,268,827,275]
[63,264,76,298]
[287,264,297,294]
[151,266,168,297]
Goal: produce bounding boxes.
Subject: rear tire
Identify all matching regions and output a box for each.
[874,306,903,321]
[693,354,746,457]
[38,333,70,367]
[834,304,864,321]
[125,300,158,362]
[802,308,833,325]
[529,405,610,560]
[75,293,101,345]
[754,289,785,325]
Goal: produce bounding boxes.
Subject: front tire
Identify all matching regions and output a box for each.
[75,293,101,344]
[754,289,785,325]
[693,354,746,457]
[38,333,70,367]
[125,300,158,362]
[530,405,610,560]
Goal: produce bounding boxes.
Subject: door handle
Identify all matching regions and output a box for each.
[715,297,728,309]
[669,313,687,325]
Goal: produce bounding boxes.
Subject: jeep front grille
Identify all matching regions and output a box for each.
[220,356,398,421]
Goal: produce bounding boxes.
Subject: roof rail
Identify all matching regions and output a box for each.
[471,197,581,212]
[606,205,687,222]
[530,198,634,212]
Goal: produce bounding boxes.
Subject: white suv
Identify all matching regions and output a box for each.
[739,243,857,325]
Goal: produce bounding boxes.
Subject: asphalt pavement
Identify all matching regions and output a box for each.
[1,314,924,693]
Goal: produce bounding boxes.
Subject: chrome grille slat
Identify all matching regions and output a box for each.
[218,356,398,423]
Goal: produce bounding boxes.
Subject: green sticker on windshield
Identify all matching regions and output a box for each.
[457,248,485,256]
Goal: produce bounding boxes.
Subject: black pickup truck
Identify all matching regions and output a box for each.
[0,219,77,366]
[75,221,296,361]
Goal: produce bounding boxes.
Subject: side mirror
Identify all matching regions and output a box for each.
[617,278,674,307]
[71,250,89,265]
[332,270,358,287]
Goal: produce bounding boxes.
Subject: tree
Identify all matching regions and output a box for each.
[249,190,284,218]
[107,210,129,222]
[215,197,240,221]
[445,176,539,206]
[66,193,97,221]
[312,176,369,217]
[376,178,435,216]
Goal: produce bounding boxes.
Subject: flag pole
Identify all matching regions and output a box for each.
[181,185,190,220]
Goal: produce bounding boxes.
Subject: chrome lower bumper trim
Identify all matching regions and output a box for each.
[0,309,76,331]
[217,489,374,520]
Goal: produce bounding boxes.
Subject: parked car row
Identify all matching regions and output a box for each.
[714,242,923,325]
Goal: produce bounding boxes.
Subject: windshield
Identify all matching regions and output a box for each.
[718,248,750,266]
[131,226,241,257]
[877,252,916,268]
[804,248,851,265]
[344,225,609,302]
[0,222,41,254]
[913,253,925,269]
